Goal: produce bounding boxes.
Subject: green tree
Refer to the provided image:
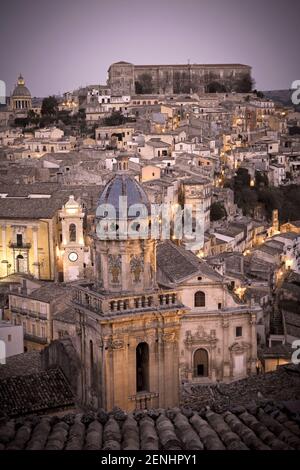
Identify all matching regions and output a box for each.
[257,187,283,220]
[41,96,59,116]
[255,170,268,188]
[103,111,125,126]
[233,73,254,93]
[207,81,227,93]
[235,187,258,215]
[27,109,39,124]
[210,202,227,221]
[234,168,251,189]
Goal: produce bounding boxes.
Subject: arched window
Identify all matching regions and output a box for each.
[194,348,208,377]
[69,223,76,242]
[136,342,149,392]
[194,291,205,307]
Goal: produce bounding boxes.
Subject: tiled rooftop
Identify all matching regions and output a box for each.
[0,400,299,450]
[0,368,74,417]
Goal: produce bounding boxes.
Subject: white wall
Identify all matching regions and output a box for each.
[0,323,24,360]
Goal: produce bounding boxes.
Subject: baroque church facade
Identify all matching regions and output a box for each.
[45,156,260,412]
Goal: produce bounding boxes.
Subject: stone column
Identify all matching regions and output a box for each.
[210,341,217,381]
[100,250,109,288]
[157,327,165,407]
[111,337,128,410]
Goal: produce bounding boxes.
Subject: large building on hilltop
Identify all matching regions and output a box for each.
[108,61,252,95]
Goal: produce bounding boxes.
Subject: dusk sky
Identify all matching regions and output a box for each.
[1,0,300,97]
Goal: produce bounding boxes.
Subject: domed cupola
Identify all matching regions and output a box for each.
[11,74,32,112]
[97,154,150,222]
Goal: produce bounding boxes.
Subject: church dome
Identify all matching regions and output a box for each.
[98,174,150,220]
[12,74,31,98]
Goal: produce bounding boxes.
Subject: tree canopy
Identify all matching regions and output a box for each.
[41,96,59,116]
[210,202,227,221]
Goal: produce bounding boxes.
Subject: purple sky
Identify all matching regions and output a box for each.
[1,0,300,97]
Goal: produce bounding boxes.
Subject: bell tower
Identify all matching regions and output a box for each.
[59,195,85,281]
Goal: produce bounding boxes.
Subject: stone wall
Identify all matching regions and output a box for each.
[41,336,81,396]
[108,62,252,95]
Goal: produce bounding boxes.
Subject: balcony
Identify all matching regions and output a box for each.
[9,241,31,249]
[129,391,159,410]
[24,333,48,345]
[11,306,47,319]
[73,286,182,316]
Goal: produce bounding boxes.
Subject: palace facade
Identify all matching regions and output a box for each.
[108,61,252,95]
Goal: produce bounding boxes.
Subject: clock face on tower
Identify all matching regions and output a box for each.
[68,251,78,262]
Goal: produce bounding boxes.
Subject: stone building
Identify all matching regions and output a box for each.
[108,62,252,95]
[0,198,61,280]
[45,155,259,412]
[180,177,212,233]
[9,279,70,351]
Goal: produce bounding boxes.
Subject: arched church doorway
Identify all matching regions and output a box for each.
[136,342,149,392]
[16,254,25,273]
[193,348,209,377]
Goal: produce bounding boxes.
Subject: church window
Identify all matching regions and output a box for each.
[16,234,23,247]
[69,224,76,242]
[194,291,205,307]
[136,342,149,392]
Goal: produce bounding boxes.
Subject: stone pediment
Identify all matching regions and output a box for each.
[184,325,218,346]
[185,274,221,286]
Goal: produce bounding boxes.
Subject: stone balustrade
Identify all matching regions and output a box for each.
[73,286,180,315]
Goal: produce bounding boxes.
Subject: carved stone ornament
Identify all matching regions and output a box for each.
[229,341,251,354]
[184,326,218,347]
[108,254,121,284]
[130,254,144,283]
[162,332,176,343]
[12,225,27,236]
[109,338,125,350]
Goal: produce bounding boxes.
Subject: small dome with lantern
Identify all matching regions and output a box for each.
[98,154,150,220]
[11,74,32,112]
